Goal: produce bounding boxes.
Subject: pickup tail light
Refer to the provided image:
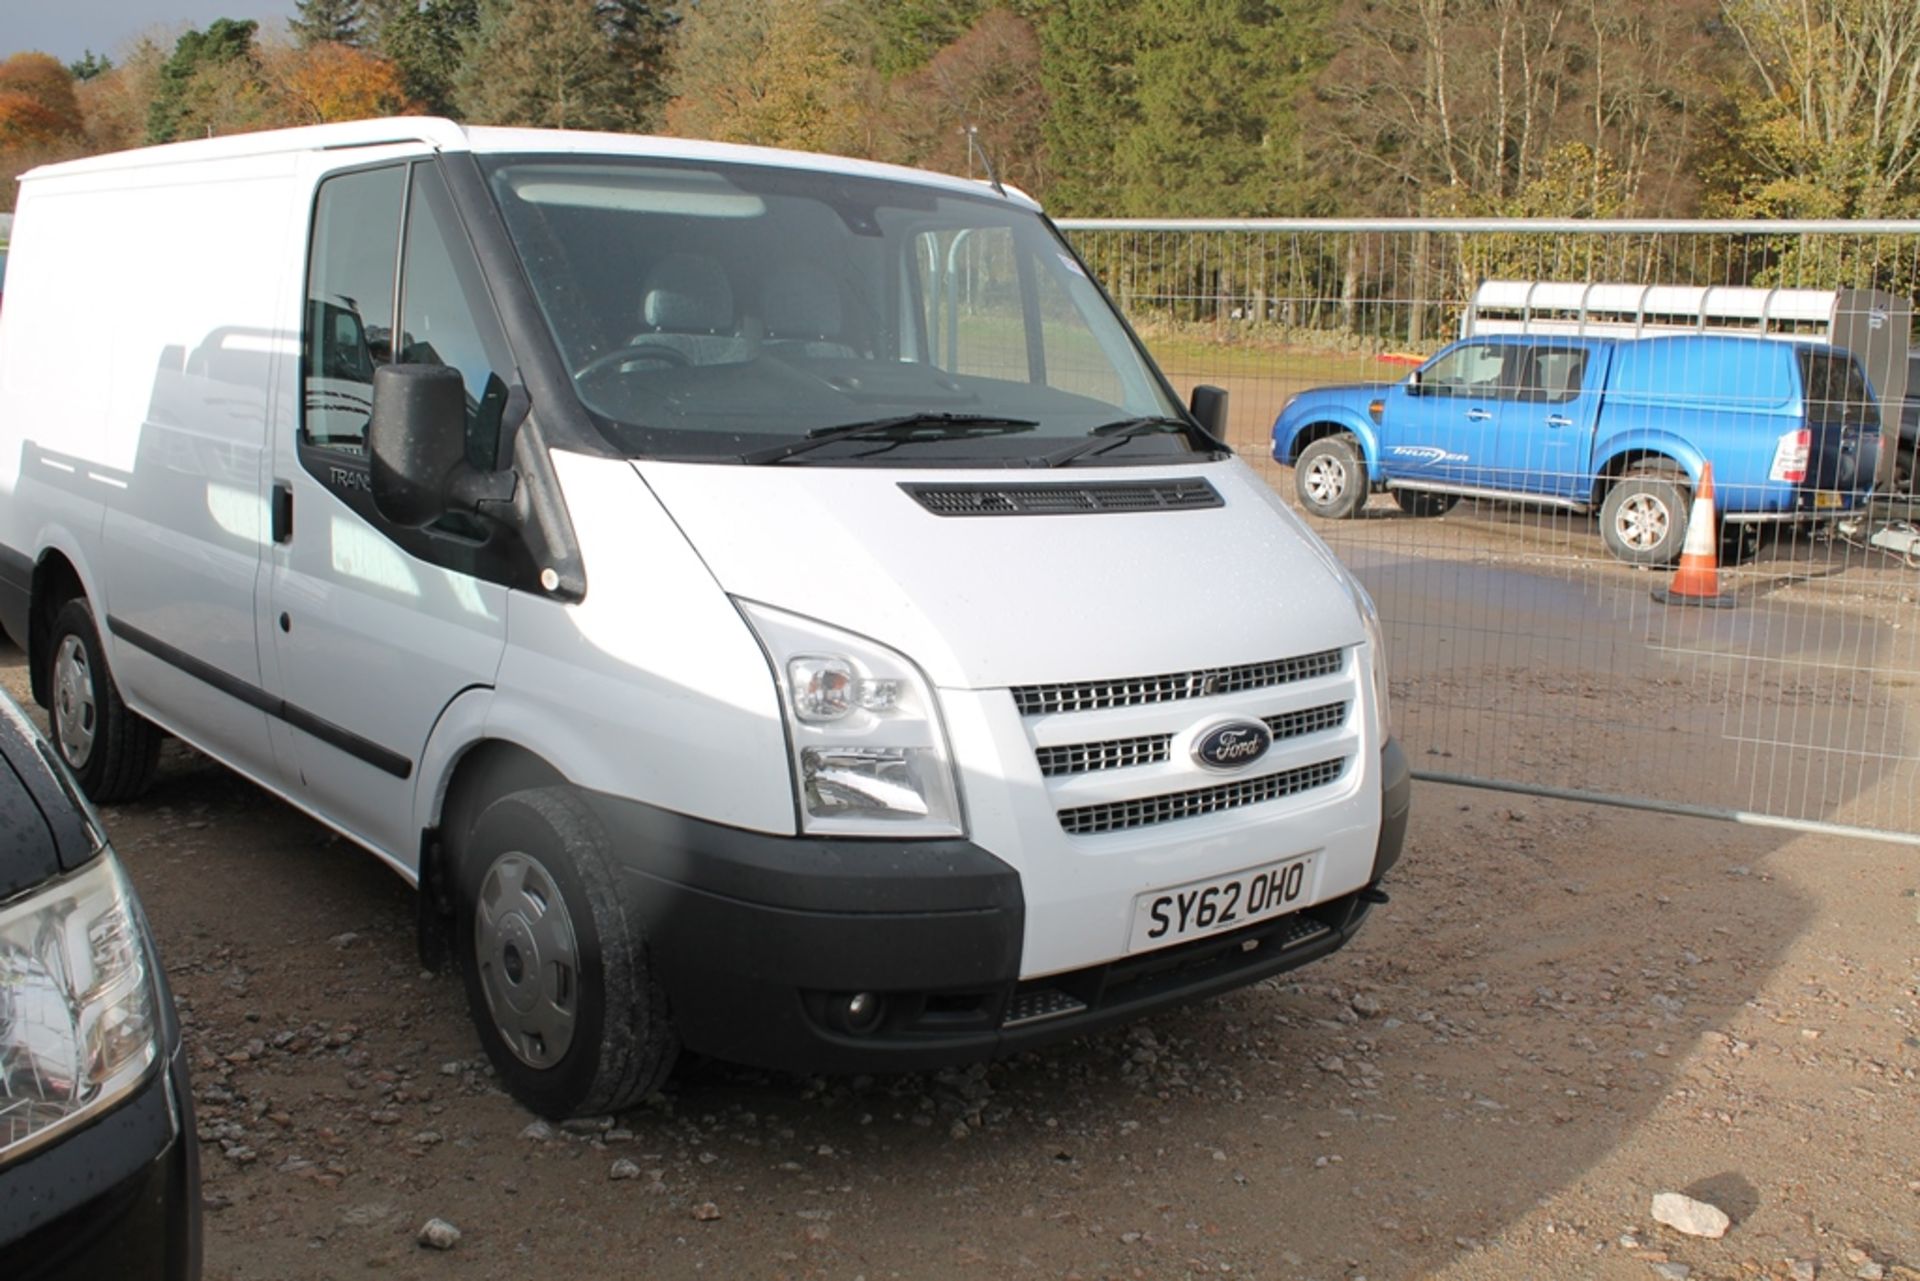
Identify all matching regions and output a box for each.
[1770,428,1810,483]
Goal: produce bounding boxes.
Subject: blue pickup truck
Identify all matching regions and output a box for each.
[1271,334,1879,563]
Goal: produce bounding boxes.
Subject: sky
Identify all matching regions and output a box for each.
[4,1,300,64]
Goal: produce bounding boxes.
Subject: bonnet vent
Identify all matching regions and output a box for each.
[901,478,1223,517]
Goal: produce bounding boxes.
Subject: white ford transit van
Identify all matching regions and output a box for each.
[0,120,1408,1118]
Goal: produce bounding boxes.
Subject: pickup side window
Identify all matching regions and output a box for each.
[304,166,406,454]
[1530,348,1589,404]
[1422,344,1528,400]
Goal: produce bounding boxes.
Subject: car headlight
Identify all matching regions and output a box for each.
[1,852,161,1165]
[1353,579,1392,740]
[737,600,964,837]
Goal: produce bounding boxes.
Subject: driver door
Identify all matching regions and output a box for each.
[261,155,513,865]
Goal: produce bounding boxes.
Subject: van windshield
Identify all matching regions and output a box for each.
[481,156,1198,466]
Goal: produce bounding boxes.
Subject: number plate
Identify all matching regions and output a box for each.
[1814,490,1842,509]
[1128,854,1317,953]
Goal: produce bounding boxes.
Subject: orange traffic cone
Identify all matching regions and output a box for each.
[1652,463,1735,608]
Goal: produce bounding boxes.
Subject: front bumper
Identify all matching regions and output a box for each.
[588,738,1410,1075]
[0,1038,202,1281]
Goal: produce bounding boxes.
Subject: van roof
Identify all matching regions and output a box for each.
[22,116,1040,211]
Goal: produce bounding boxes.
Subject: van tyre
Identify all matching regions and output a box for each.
[456,785,678,1118]
[1392,489,1458,518]
[1295,434,1368,519]
[45,597,161,803]
[1600,471,1690,566]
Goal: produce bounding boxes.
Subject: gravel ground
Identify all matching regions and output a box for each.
[3,626,1916,1280]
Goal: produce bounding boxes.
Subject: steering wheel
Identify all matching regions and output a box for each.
[573,343,693,382]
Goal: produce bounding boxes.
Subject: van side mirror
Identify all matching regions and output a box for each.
[1189,384,1228,440]
[369,364,514,527]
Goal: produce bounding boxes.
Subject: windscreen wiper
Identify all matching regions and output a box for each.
[740,413,1039,465]
[1033,416,1212,468]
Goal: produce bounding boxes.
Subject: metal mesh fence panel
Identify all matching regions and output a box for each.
[1058,218,1920,841]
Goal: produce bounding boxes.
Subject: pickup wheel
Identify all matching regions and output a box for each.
[44,597,161,803]
[1600,473,1690,566]
[456,785,678,1118]
[1392,489,1459,518]
[1294,434,1368,519]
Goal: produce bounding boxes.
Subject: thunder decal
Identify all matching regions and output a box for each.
[1388,445,1468,466]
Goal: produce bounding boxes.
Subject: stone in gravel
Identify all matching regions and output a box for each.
[1651,1192,1731,1239]
[417,1218,461,1250]
[1318,1056,1346,1074]
[1350,994,1383,1018]
[692,1202,722,1221]
[1650,1265,1691,1280]
[609,1158,642,1180]
[1854,1264,1884,1281]
[1787,1262,1818,1281]
[519,1120,554,1141]
[329,932,359,949]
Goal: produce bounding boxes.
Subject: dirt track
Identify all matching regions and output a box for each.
[4,601,1916,1280]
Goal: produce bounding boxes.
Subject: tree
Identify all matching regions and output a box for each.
[260,42,415,122]
[379,0,480,114]
[1036,0,1138,213]
[1712,0,1920,219]
[68,51,113,82]
[458,0,637,129]
[598,0,678,125]
[663,0,862,152]
[292,0,367,47]
[886,10,1049,195]
[1305,0,1718,216]
[147,18,259,143]
[76,40,167,152]
[0,53,86,142]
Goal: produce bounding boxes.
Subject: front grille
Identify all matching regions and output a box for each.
[1058,757,1348,835]
[1035,733,1171,778]
[1264,701,1349,741]
[1013,649,1344,717]
[903,479,1222,517]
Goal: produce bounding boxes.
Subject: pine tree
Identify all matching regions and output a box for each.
[380,0,480,115]
[291,0,366,47]
[147,18,258,143]
[457,0,635,130]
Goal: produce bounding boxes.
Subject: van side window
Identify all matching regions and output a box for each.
[304,166,406,453]
[398,163,515,469]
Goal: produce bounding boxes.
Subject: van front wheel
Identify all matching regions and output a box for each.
[456,786,678,1118]
[45,598,161,803]
[1600,473,1690,566]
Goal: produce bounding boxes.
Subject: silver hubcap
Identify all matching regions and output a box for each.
[1615,493,1672,551]
[474,851,579,1069]
[1304,455,1350,507]
[52,634,97,769]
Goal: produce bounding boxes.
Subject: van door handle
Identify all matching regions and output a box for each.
[272,481,293,544]
[1465,408,1493,422]
[1545,414,1574,428]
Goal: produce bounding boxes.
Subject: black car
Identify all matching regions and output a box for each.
[0,690,200,1280]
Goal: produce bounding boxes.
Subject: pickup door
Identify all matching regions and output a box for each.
[1494,343,1610,499]
[1385,341,1519,486]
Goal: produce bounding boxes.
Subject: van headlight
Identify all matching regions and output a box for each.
[1,853,161,1165]
[1353,580,1392,739]
[737,600,964,837]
